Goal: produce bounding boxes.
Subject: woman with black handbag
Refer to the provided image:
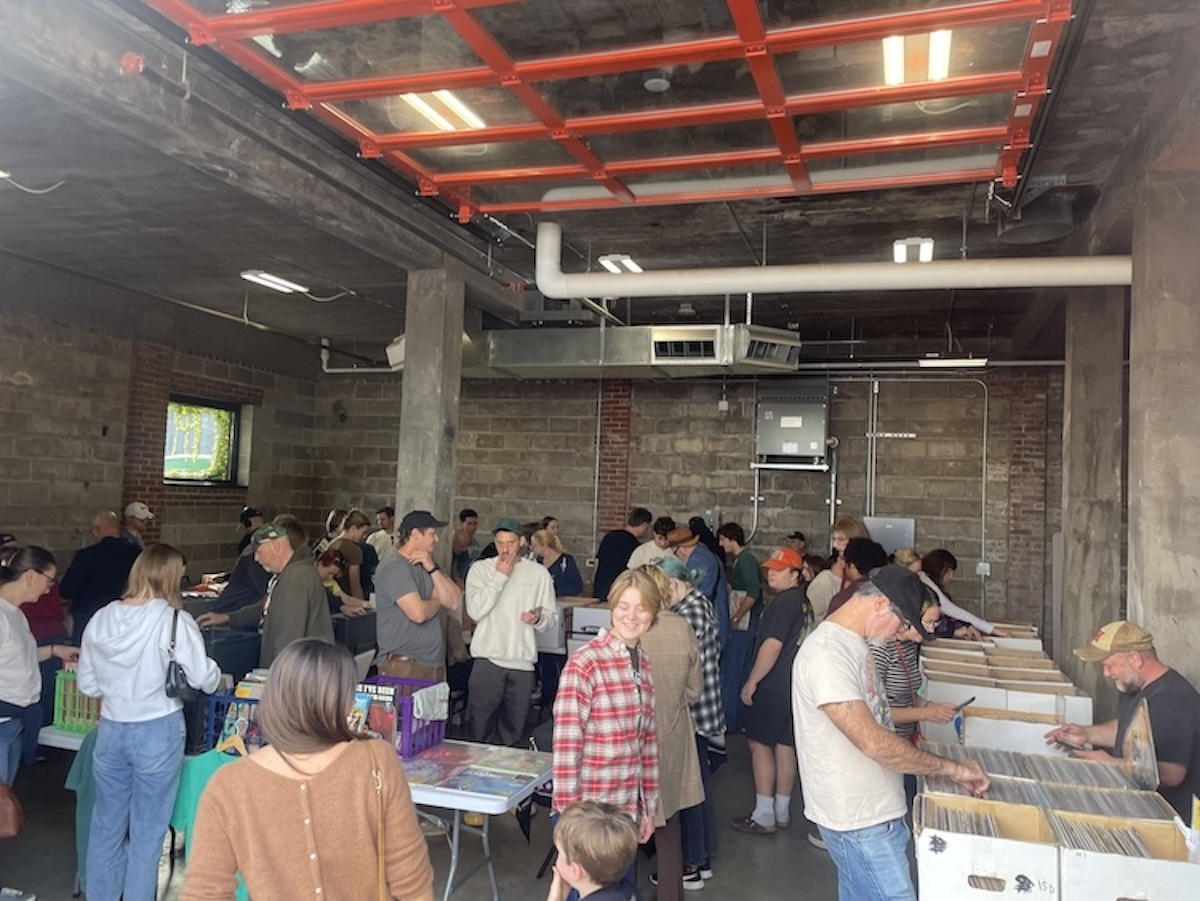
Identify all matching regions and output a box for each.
[78,542,220,901]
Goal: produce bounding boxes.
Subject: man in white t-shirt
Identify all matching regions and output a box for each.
[792,565,989,901]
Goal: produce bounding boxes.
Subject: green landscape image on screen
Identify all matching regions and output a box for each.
[164,400,235,482]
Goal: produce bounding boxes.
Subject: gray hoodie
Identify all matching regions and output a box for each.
[78,598,220,722]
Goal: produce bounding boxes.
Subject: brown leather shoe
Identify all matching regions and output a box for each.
[730,815,777,835]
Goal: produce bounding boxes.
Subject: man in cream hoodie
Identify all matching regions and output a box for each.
[465,518,557,747]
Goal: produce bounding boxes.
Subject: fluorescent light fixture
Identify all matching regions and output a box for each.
[0,170,10,180]
[882,35,906,86]
[928,30,953,81]
[892,237,935,263]
[401,93,455,132]
[917,355,989,368]
[240,269,309,294]
[597,254,643,273]
[401,90,487,132]
[433,90,486,129]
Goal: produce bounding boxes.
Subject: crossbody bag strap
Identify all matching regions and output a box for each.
[367,741,385,901]
[169,607,180,661]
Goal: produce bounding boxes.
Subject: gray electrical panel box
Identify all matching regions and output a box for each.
[756,379,830,460]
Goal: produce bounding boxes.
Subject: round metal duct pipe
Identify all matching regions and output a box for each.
[535,222,1131,299]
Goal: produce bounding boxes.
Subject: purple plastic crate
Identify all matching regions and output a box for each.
[361,675,447,758]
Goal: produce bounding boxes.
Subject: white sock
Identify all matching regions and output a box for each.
[775,794,792,821]
[752,794,776,826]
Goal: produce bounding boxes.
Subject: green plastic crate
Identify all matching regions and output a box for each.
[53,669,101,733]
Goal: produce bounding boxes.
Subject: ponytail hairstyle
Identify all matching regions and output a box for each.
[0,545,56,587]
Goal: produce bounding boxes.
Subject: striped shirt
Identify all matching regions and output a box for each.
[552,630,660,822]
[870,638,923,740]
[671,589,725,739]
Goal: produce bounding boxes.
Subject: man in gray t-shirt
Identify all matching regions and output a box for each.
[375,510,462,682]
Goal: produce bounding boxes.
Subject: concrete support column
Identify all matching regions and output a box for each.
[1128,175,1200,689]
[394,270,465,540]
[1060,289,1126,710]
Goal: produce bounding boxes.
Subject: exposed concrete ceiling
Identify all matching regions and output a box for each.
[0,0,1196,368]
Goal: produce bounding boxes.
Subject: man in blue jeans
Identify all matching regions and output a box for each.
[792,566,989,900]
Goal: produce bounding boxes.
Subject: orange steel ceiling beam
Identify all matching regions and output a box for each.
[369,72,1024,152]
[438,5,634,203]
[430,126,1010,187]
[473,167,999,215]
[299,0,1052,105]
[186,0,518,45]
[998,0,1072,187]
[727,0,810,192]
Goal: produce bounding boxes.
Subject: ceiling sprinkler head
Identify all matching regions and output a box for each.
[644,71,672,93]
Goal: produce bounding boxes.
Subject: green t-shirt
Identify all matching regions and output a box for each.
[730,549,763,604]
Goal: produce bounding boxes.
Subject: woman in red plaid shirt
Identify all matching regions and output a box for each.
[553,569,661,858]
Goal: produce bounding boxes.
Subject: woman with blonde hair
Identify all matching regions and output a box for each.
[553,569,661,897]
[531,528,582,709]
[807,516,871,620]
[181,639,434,900]
[79,543,221,901]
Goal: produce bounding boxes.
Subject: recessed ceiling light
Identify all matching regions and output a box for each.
[928,30,953,81]
[882,35,906,86]
[240,269,309,294]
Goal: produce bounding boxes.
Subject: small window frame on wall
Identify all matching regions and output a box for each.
[163,394,243,486]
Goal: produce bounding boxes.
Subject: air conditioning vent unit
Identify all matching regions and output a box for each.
[650,326,724,366]
[732,325,803,372]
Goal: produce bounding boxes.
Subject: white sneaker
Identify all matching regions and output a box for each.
[1,889,38,901]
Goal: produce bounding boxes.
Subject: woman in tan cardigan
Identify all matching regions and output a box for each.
[181,640,434,901]
[637,566,704,898]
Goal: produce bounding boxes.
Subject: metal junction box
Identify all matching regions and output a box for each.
[755,379,830,460]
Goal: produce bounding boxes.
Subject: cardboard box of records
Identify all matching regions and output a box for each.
[917,744,1199,900]
[921,643,1094,727]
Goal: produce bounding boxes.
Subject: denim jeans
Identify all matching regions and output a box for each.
[681,733,718,867]
[88,710,186,901]
[818,817,917,901]
[0,717,22,786]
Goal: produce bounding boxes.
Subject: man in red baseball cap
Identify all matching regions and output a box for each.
[1045,620,1200,818]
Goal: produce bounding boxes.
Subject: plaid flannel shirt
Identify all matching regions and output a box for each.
[671,588,726,739]
[552,630,660,822]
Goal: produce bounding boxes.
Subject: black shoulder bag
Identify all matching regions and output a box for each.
[164,607,201,702]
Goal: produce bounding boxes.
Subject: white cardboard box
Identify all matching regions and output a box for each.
[915,795,1059,900]
[570,604,611,637]
[1056,812,1198,901]
[962,709,1070,757]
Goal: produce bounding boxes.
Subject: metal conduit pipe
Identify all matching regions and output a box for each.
[536,222,1131,298]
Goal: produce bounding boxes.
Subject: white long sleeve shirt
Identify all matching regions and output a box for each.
[465,558,557,671]
[78,598,221,722]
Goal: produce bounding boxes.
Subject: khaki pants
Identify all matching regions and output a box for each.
[379,654,445,684]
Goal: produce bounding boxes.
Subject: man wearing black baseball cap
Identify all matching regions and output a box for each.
[374,510,461,682]
[792,565,989,898]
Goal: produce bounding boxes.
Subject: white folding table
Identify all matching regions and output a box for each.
[405,740,552,901]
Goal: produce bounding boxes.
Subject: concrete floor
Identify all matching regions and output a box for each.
[0,735,841,899]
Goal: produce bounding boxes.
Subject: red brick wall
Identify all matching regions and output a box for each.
[596,380,633,535]
[122,340,265,544]
[1003,369,1051,625]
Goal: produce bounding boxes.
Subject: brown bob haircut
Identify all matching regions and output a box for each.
[258,639,365,754]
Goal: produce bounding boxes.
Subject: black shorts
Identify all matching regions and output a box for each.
[742,686,794,747]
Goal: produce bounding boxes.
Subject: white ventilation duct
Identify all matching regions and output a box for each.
[535,222,1132,300]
